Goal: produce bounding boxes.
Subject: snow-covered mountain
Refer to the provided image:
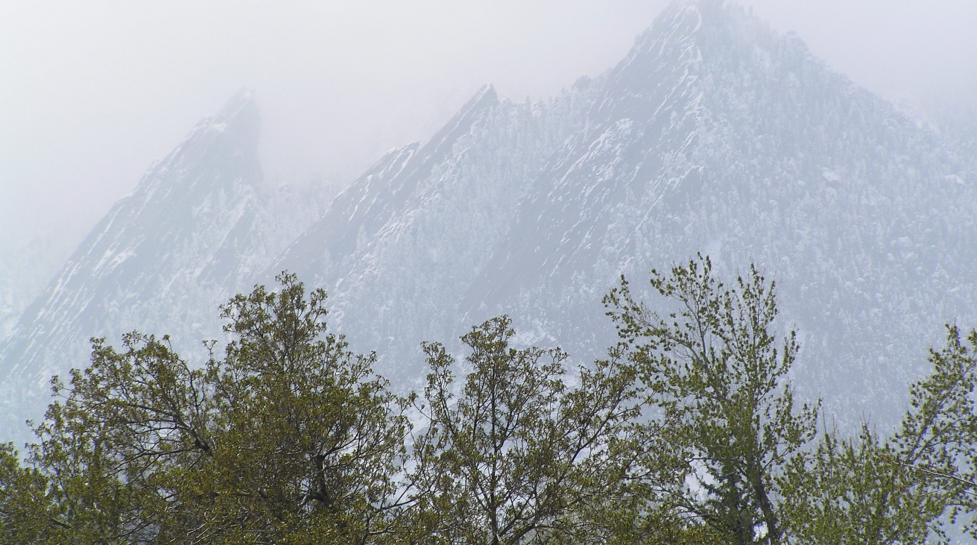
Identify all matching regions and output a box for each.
[0,236,69,341]
[942,109,977,174]
[0,90,325,441]
[277,82,592,362]
[3,0,976,444]
[277,0,977,422]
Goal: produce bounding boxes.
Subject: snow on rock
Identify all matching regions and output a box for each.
[4,0,977,445]
[0,91,325,443]
[275,0,977,428]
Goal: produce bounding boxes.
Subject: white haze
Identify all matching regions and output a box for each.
[1,0,975,254]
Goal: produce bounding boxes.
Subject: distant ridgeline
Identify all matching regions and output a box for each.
[2,0,977,449]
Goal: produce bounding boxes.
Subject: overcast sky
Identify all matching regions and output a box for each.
[2,0,976,253]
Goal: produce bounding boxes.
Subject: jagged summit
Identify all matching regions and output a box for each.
[126,89,263,211]
[180,89,260,166]
[272,0,977,430]
[197,87,260,141]
[413,84,498,165]
[624,0,757,53]
[608,0,801,93]
[218,87,257,115]
[4,4,977,450]
[0,90,314,445]
[462,83,497,108]
[275,83,505,281]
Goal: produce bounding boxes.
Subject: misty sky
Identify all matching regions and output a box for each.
[2,0,975,253]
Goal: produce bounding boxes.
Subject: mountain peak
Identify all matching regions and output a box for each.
[416,84,498,162]
[190,88,260,142]
[622,0,775,65]
[453,84,498,122]
[116,88,264,213]
[0,94,272,443]
[216,87,257,120]
[469,83,497,105]
[602,0,802,115]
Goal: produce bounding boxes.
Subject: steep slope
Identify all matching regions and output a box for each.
[277,0,977,422]
[3,0,974,441]
[277,84,595,375]
[0,236,70,341]
[0,91,323,441]
[499,1,977,415]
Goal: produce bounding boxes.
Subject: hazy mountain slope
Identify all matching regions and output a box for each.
[479,1,977,415]
[277,0,977,422]
[3,0,975,444]
[277,84,596,375]
[941,109,977,175]
[0,91,323,441]
[0,237,70,341]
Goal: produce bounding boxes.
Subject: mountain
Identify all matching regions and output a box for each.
[277,83,593,369]
[0,91,325,442]
[941,108,977,174]
[0,236,70,341]
[276,0,977,423]
[4,0,976,445]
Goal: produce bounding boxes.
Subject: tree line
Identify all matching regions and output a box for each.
[2,256,977,544]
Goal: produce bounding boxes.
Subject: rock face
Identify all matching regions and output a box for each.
[276,0,977,421]
[0,91,324,441]
[3,0,976,443]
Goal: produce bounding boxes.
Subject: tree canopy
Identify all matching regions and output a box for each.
[3,260,977,544]
[4,273,411,544]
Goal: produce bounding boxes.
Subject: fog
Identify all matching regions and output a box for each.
[2,0,975,253]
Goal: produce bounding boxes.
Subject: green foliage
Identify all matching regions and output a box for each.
[0,443,61,544]
[605,255,818,545]
[783,326,977,545]
[408,316,641,545]
[2,263,977,545]
[18,272,412,544]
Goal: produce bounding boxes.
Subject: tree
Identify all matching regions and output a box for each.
[782,325,977,544]
[7,265,977,545]
[23,272,412,544]
[0,443,63,544]
[407,316,641,545]
[604,256,818,545]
